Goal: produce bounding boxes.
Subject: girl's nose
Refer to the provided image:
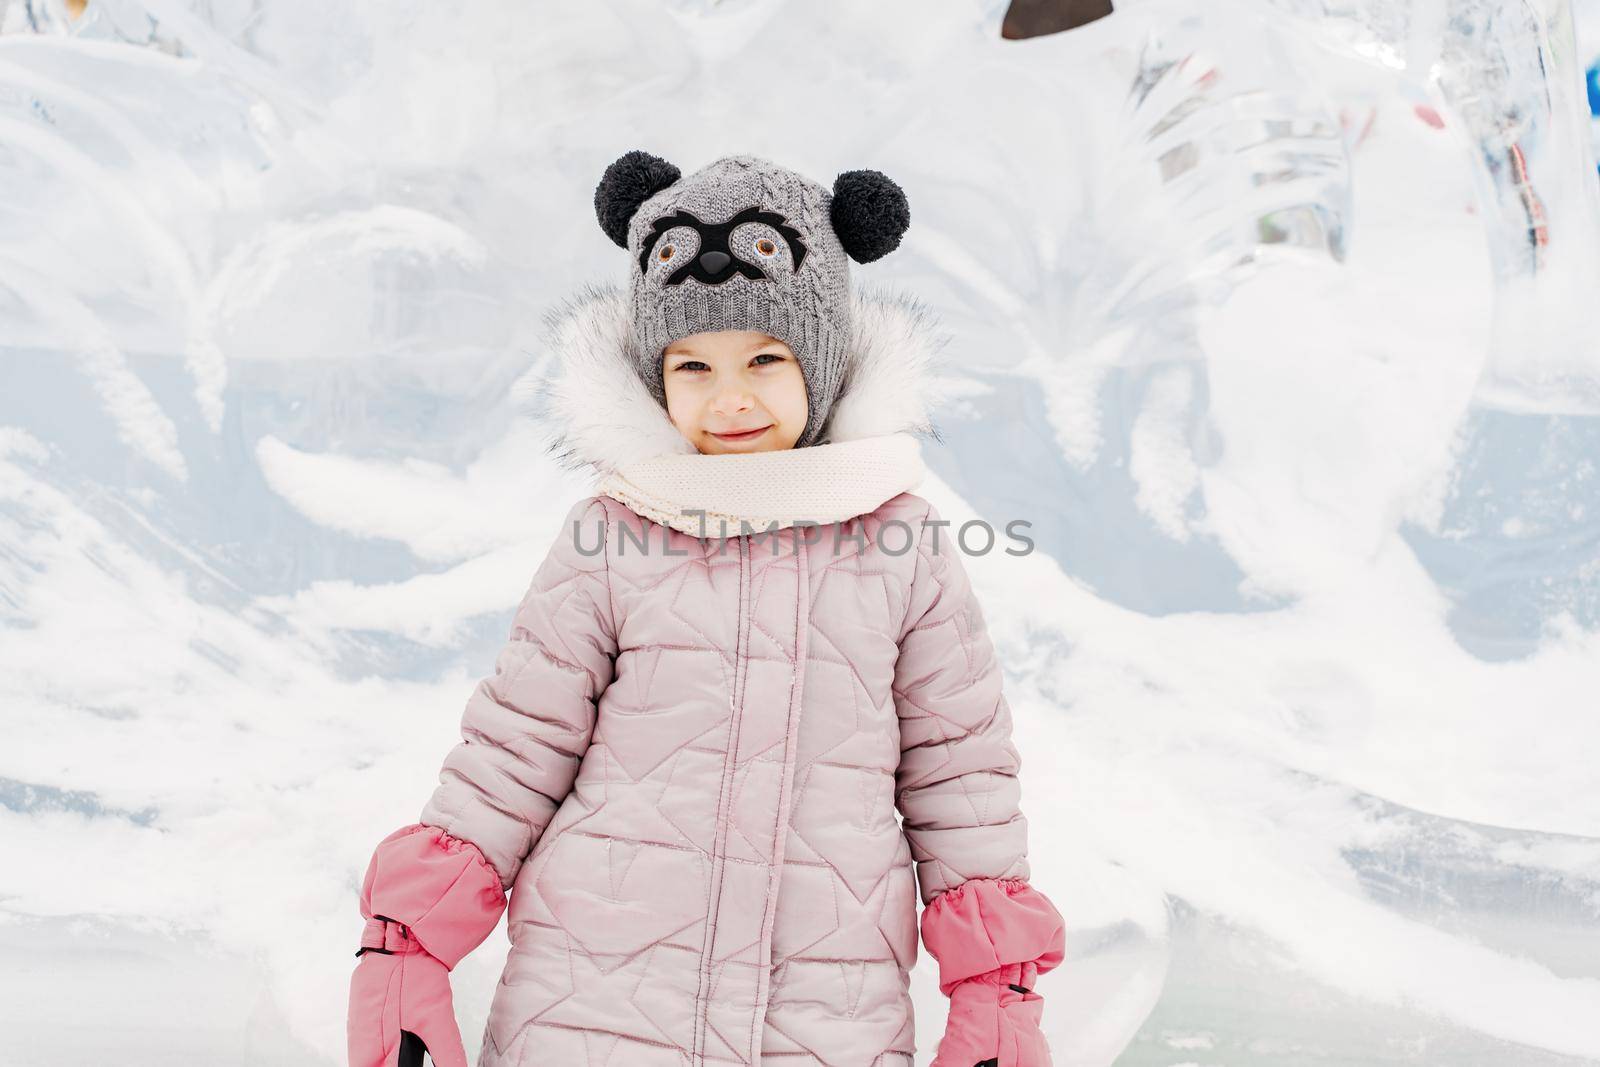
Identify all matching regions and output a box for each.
[713,386,755,414]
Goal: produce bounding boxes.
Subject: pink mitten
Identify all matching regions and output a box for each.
[348,824,508,1067]
[920,878,1066,1067]
[929,960,1049,1067]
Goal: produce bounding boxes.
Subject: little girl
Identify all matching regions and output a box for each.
[347,151,1067,1067]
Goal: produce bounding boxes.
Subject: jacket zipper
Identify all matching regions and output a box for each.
[746,528,810,1056]
[692,533,752,1064]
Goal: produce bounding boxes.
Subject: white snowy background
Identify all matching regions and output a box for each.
[3,0,1599,1064]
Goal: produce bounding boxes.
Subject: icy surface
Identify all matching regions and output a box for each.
[2,1,1598,1064]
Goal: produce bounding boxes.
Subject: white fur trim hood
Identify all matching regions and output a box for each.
[513,280,954,535]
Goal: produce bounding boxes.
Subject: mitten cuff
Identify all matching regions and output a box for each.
[358,822,508,970]
[920,877,1066,997]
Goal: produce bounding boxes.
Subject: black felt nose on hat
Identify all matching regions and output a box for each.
[698,250,730,274]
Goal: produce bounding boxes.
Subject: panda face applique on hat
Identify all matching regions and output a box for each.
[593,150,911,450]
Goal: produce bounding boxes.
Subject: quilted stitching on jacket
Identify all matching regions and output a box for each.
[416,488,1037,1066]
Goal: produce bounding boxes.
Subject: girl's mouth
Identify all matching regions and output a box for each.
[711,425,771,442]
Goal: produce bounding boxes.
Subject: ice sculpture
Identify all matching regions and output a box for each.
[974,2,1600,1062]
[1234,0,1600,657]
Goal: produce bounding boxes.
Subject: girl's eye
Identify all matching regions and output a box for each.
[671,359,708,372]
[752,236,779,258]
[753,352,783,365]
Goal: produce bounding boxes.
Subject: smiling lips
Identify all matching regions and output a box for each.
[711,425,771,442]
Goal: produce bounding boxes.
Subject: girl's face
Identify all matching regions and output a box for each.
[662,330,809,454]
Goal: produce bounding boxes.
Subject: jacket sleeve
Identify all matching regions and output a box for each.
[418,495,617,892]
[892,502,1066,993]
[893,501,1030,901]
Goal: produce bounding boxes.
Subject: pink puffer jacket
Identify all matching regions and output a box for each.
[400,283,1065,1065]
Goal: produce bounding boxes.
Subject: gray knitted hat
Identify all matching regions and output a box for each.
[593,150,911,449]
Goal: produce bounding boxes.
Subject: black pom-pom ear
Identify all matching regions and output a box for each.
[594,150,682,249]
[831,169,910,263]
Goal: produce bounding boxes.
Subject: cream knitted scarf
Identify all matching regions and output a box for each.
[516,279,951,538]
[596,433,925,538]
